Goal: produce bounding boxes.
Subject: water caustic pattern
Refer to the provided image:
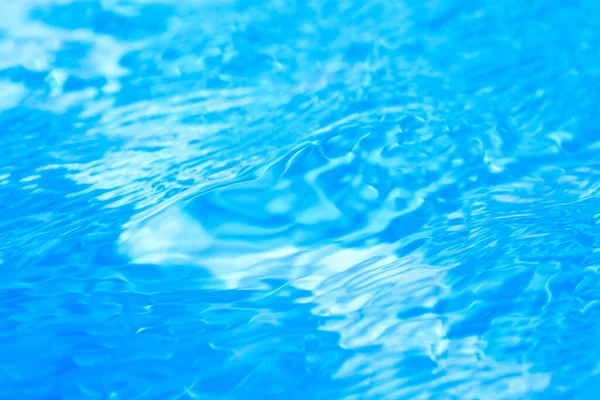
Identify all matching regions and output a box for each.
[1,0,600,398]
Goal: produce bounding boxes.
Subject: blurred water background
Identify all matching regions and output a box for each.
[1,0,600,399]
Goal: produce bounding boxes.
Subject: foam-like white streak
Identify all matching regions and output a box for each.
[0,80,27,111]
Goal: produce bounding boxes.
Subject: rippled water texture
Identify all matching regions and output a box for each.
[2,0,600,398]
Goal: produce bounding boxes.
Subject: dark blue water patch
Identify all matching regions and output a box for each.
[119,49,161,77]
[394,352,439,385]
[52,41,91,70]
[30,2,175,41]
[221,50,275,76]
[0,66,49,92]
[62,75,106,93]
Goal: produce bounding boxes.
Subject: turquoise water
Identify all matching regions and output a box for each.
[2,0,600,398]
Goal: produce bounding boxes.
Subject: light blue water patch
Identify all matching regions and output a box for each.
[1,0,600,399]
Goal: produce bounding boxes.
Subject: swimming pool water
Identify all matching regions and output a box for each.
[2,0,600,398]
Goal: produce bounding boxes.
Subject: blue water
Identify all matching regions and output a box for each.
[2,0,600,398]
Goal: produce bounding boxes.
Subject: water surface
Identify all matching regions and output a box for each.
[2,0,600,399]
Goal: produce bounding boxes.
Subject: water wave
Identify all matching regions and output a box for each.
[2,0,600,398]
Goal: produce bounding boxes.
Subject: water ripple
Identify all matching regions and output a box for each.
[2,0,600,398]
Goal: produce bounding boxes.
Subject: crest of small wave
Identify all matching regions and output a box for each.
[1,0,600,399]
